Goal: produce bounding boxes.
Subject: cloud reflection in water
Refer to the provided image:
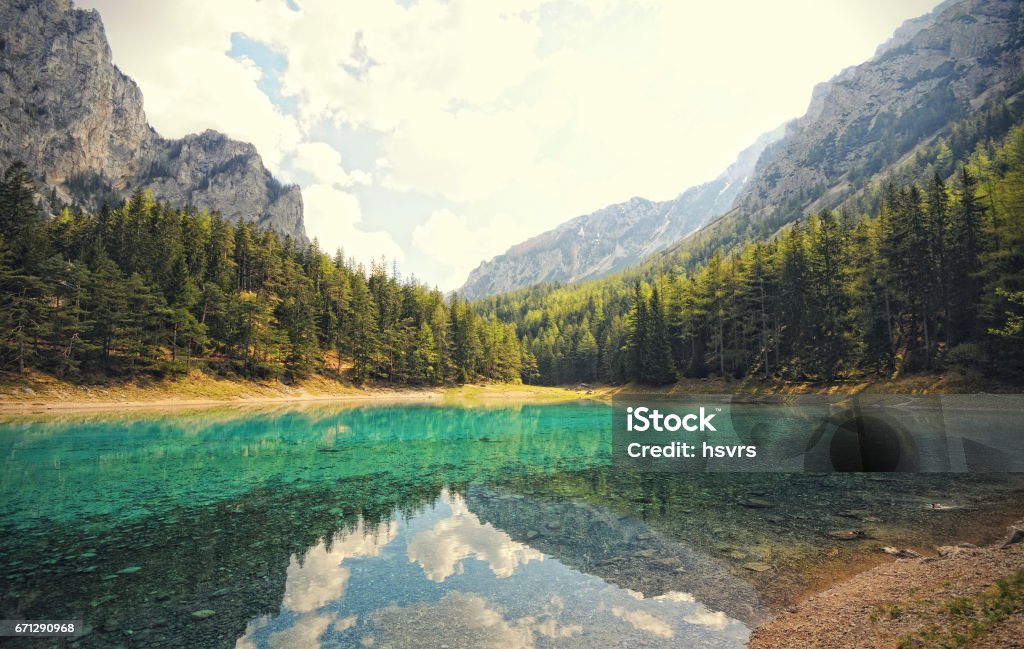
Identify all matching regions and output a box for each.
[234,488,747,649]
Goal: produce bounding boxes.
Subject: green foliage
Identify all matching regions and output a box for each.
[0,165,524,385]
[3,110,1023,387]
[478,123,1024,384]
[897,570,1024,649]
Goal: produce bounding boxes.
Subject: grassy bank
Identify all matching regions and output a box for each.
[2,366,1019,413]
[0,369,597,413]
[606,370,1024,396]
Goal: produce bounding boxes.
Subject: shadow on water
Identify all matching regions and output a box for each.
[1,402,1022,648]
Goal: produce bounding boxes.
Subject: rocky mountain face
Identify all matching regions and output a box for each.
[463,0,1023,301]
[872,0,961,59]
[732,0,1023,227]
[0,0,306,242]
[459,125,784,300]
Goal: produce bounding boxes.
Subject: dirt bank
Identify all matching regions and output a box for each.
[0,369,595,414]
[749,523,1024,648]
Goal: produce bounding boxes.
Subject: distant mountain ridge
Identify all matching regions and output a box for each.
[0,0,306,242]
[459,125,785,300]
[463,0,1024,302]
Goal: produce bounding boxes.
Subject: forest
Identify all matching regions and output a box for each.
[479,122,1024,386]
[0,123,1022,388]
[0,164,528,385]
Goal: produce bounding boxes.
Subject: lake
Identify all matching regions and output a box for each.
[2,401,1022,648]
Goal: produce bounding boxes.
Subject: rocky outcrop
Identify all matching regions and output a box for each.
[872,0,961,60]
[0,0,306,242]
[459,125,784,300]
[733,0,1024,226]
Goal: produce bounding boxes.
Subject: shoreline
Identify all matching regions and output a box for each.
[0,390,444,414]
[0,370,601,414]
[748,523,1024,648]
[2,366,1020,415]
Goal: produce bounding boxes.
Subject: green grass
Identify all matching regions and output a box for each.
[897,570,1024,649]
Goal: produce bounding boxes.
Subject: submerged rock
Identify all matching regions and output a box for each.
[882,547,923,559]
[1001,526,1024,548]
[827,530,864,541]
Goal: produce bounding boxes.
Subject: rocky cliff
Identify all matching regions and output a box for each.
[459,125,784,300]
[0,0,306,242]
[732,0,1023,226]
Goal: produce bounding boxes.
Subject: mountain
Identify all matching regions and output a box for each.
[872,0,961,59]
[0,0,305,242]
[727,0,1022,234]
[459,125,785,300]
[464,0,1023,302]
[467,0,1024,389]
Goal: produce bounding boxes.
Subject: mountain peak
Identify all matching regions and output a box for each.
[458,127,784,301]
[0,0,306,242]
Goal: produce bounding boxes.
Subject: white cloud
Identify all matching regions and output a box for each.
[281,520,397,614]
[381,108,542,203]
[302,184,404,264]
[235,521,392,649]
[286,142,368,188]
[406,490,544,582]
[610,606,674,639]
[83,0,943,289]
[368,592,536,649]
[683,608,730,631]
[412,209,533,289]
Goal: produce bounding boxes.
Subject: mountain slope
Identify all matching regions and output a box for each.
[467,0,1023,303]
[734,0,1022,229]
[641,0,1023,279]
[470,0,1024,387]
[0,0,305,242]
[459,126,784,300]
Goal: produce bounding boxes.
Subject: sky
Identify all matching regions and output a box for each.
[80,0,941,290]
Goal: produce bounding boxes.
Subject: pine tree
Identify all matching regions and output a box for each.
[948,166,984,344]
[0,241,47,373]
[806,211,847,378]
[346,273,377,382]
[626,282,649,382]
[778,223,810,376]
[576,328,599,383]
[645,285,676,385]
[926,173,951,346]
[0,162,47,271]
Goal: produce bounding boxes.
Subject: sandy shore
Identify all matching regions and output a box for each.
[749,524,1024,648]
[3,365,1018,414]
[0,370,600,414]
[0,390,444,414]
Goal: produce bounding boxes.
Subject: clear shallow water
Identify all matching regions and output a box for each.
[1,402,1022,648]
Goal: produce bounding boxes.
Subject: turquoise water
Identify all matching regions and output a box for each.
[1,402,1022,648]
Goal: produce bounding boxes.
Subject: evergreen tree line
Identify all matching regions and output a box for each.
[480,124,1024,385]
[0,163,527,384]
